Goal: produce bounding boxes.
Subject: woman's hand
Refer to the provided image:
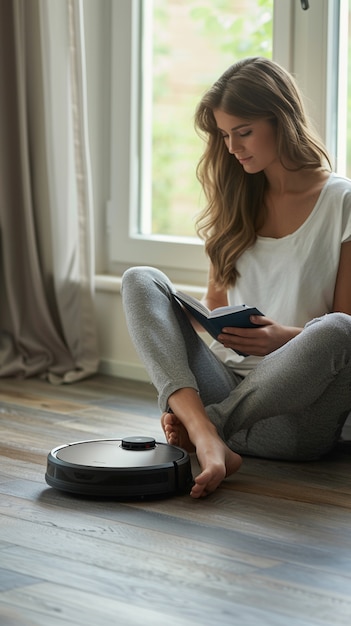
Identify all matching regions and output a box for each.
[217,315,302,356]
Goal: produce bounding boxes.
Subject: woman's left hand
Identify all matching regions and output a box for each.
[217,315,302,356]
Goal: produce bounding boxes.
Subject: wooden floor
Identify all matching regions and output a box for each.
[0,374,351,626]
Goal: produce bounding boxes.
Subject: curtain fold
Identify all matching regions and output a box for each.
[0,0,99,383]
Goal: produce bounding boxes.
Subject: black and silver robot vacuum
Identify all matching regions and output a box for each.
[45,436,193,498]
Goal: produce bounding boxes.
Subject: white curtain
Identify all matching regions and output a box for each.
[0,0,99,383]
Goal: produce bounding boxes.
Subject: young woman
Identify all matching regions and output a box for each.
[122,57,351,498]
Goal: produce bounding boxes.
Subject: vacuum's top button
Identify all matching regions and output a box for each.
[121,436,156,451]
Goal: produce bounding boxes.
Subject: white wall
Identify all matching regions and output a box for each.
[94,279,150,381]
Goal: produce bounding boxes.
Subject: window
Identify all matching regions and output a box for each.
[108,0,336,285]
[140,0,273,239]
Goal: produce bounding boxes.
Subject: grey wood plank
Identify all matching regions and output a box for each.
[1,374,351,626]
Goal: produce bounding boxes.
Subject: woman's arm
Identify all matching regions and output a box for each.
[185,263,228,333]
[201,263,228,310]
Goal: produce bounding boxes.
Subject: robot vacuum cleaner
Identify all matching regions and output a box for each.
[45,436,194,499]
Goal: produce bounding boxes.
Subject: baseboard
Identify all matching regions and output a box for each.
[98,357,151,382]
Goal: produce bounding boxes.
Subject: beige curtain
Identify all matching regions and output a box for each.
[0,0,99,383]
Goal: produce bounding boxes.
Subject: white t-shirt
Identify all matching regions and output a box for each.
[210,173,351,376]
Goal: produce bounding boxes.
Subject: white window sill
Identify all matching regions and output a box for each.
[94,274,206,298]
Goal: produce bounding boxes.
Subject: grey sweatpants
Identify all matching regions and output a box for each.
[121,266,351,461]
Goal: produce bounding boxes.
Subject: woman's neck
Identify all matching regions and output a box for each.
[264,164,329,195]
[257,168,330,239]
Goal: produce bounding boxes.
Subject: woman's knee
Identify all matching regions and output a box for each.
[307,311,351,331]
[121,267,176,318]
[122,265,159,288]
[122,266,170,296]
[305,312,351,354]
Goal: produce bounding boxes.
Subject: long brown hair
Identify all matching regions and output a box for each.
[195,57,331,288]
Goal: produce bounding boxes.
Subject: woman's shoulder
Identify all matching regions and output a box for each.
[318,173,351,240]
[325,172,351,193]
[316,173,351,213]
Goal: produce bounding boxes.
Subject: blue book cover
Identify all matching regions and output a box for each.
[173,290,263,355]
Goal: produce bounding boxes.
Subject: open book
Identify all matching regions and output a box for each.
[173,290,264,352]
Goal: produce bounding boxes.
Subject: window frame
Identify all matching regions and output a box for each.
[107,0,338,285]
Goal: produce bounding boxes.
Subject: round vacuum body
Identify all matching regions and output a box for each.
[45,436,193,498]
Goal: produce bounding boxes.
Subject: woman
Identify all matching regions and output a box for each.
[122,57,351,498]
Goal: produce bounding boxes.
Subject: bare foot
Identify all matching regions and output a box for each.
[191,433,242,498]
[161,412,195,452]
[161,411,242,498]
